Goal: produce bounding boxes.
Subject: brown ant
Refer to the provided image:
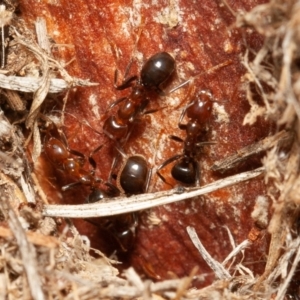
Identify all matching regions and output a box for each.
[101,55,230,180]
[103,52,176,148]
[86,155,151,252]
[43,122,108,192]
[156,90,214,186]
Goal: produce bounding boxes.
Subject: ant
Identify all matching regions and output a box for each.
[103,52,176,149]
[43,122,108,192]
[86,155,151,252]
[156,90,214,186]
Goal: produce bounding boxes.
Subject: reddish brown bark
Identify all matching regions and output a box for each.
[20,0,272,286]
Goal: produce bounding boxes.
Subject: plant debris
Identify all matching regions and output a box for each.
[0,0,299,299]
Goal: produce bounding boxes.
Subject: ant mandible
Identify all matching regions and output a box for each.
[86,155,151,252]
[156,90,214,186]
[103,52,176,148]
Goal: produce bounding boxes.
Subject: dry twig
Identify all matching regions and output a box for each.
[43,167,264,218]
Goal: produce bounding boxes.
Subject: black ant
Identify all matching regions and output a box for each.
[103,52,176,148]
[43,122,107,191]
[86,155,151,252]
[156,90,214,186]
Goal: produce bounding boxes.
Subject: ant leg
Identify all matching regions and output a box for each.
[104,182,121,197]
[144,166,152,193]
[123,57,134,78]
[89,144,104,165]
[86,144,109,186]
[105,141,126,183]
[117,122,135,146]
[114,21,144,91]
[156,154,182,186]
[106,96,128,112]
[131,212,138,227]
[87,144,121,195]
[114,144,127,158]
[114,69,138,90]
[178,100,195,130]
[87,147,101,176]
[107,156,119,182]
[61,181,81,191]
[142,105,167,116]
[68,148,86,165]
[137,98,149,115]
[141,98,168,116]
[102,125,130,183]
[143,107,163,115]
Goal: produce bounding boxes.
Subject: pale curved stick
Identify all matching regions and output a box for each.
[43,167,264,218]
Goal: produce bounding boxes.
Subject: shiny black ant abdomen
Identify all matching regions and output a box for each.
[140,52,176,92]
[118,155,150,195]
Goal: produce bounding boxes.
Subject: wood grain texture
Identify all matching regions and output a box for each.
[19,0,272,285]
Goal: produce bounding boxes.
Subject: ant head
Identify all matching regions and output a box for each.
[186,90,213,124]
[86,189,108,203]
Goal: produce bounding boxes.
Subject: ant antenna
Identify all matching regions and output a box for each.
[168,60,232,94]
[121,18,145,79]
[50,110,103,136]
[132,16,144,54]
[106,17,145,82]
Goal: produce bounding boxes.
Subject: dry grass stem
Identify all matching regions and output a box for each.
[43,167,264,218]
[211,130,293,172]
[187,226,231,280]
